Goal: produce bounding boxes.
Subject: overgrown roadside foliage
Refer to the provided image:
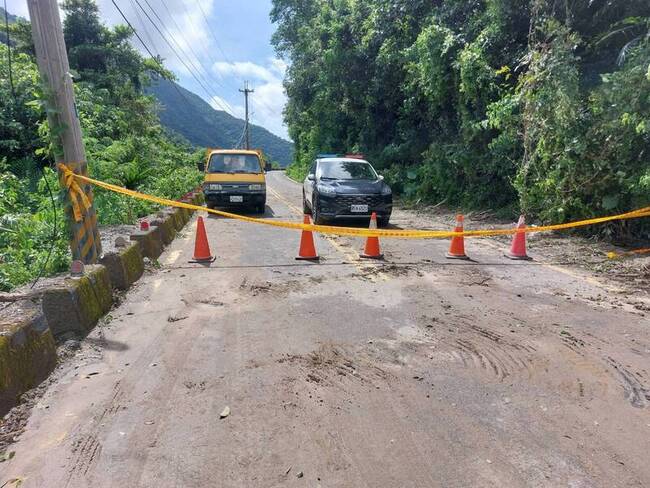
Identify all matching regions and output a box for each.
[0,0,202,291]
[272,0,650,237]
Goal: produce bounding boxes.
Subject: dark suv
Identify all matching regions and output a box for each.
[302,156,392,226]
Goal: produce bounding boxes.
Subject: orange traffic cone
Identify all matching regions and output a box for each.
[505,215,532,260]
[360,212,384,259]
[190,216,215,263]
[296,214,319,261]
[446,214,469,260]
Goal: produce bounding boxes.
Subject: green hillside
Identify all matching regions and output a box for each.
[0,7,20,44]
[148,78,294,167]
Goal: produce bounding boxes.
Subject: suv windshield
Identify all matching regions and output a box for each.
[208,154,261,174]
[318,161,377,180]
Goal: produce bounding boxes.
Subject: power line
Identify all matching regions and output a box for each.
[188,0,281,118]
[110,0,195,108]
[131,0,233,115]
[157,0,230,94]
[141,0,235,114]
[129,0,157,53]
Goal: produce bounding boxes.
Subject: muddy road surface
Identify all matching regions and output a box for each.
[2,171,649,487]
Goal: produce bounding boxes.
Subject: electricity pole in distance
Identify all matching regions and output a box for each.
[239,81,254,150]
[27,0,102,264]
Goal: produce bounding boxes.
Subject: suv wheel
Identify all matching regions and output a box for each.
[312,194,324,224]
[378,216,390,228]
[303,191,311,214]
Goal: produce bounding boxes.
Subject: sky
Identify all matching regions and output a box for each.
[6,0,290,140]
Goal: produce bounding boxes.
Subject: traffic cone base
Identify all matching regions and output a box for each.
[189,216,215,263]
[445,252,470,260]
[296,215,319,261]
[446,214,469,260]
[360,248,384,260]
[505,215,532,260]
[360,213,383,259]
[504,252,532,261]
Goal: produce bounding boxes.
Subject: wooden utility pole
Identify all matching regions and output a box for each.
[239,81,254,150]
[27,0,102,263]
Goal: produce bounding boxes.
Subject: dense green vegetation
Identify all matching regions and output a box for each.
[272,0,650,236]
[148,78,294,167]
[0,0,202,291]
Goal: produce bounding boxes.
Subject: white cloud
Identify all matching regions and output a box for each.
[213,61,276,83]
[213,59,289,140]
[96,0,216,77]
[5,0,30,19]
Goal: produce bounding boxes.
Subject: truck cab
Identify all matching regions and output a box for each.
[199,149,269,214]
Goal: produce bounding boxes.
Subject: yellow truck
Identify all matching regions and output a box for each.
[198,149,270,213]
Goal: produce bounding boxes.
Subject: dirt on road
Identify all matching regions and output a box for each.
[1,171,649,487]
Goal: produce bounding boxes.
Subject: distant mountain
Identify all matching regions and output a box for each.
[147,78,294,167]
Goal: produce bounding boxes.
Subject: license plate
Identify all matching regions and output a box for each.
[229,195,243,203]
[350,204,369,213]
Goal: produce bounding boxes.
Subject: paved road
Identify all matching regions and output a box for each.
[3,171,650,487]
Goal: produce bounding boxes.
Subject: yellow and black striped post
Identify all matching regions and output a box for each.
[58,163,102,263]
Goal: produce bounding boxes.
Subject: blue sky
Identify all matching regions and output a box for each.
[7,0,290,140]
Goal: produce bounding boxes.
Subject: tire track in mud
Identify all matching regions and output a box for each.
[66,381,124,486]
[555,328,650,408]
[605,357,650,408]
[426,319,540,382]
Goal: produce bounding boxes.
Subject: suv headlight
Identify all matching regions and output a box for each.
[207,183,222,191]
[317,184,336,195]
[249,184,264,191]
[381,185,392,196]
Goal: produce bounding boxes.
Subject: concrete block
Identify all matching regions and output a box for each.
[130,225,163,259]
[168,209,183,231]
[42,265,113,337]
[0,300,57,416]
[151,216,177,245]
[99,243,144,291]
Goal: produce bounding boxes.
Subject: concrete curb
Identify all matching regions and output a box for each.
[0,191,203,417]
[0,299,57,415]
[42,265,113,337]
[99,243,145,291]
[130,225,163,260]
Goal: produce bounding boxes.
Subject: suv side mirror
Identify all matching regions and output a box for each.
[197,162,205,172]
[377,174,384,181]
[307,173,315,181]
[265,163,272,171]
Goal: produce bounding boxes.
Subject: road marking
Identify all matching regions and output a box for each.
[267,184,389,281]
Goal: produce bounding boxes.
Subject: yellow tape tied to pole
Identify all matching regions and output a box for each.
[60,165,92,222]
[58,164,650,239]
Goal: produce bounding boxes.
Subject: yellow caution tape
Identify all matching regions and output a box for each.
[59,164,92,222]
[58,164,650,239]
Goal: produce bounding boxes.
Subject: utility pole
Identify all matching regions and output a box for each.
[27,0,102,264]
[239,81,254,150]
